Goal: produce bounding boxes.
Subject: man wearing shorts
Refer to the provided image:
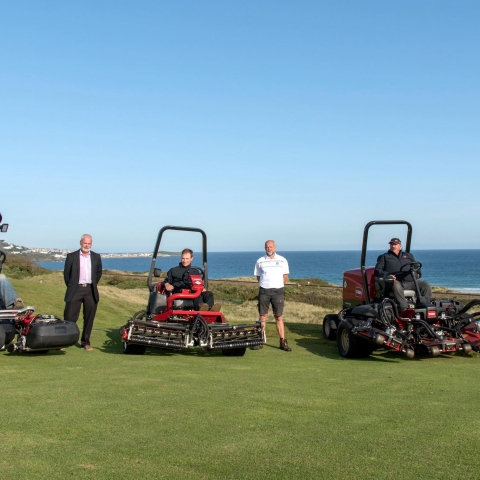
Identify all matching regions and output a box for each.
[253,240,291,352]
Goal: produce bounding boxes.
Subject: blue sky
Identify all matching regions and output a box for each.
[1,1,479,253]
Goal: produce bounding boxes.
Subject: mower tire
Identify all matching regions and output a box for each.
[322,314,339,340]
[132,310,148,321]
[123,342,146,355]
[337,320,374,358]
[222,347,247,357]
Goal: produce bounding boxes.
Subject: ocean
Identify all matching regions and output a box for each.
[38,249,480,293]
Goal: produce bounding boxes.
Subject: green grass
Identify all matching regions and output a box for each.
[2,273,480,479]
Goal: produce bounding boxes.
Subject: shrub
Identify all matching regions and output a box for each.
[2,255,51,278]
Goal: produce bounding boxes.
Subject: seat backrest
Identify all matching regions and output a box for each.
[403,290,417,302]
[147,291,167,314]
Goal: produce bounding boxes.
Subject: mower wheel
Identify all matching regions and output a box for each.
[404,348,415,359]
[123,342,146,355]
[132,310,148,321]
[322,314,339,340]
[337,320,374,358]
[222,347,247,357]
[430,346,441,357]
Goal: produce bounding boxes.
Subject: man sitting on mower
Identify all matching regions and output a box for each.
[374,237,432,311]
[163,248,220,311]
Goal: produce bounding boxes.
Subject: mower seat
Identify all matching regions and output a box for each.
[147,291,167,315]
[403,290,416,300]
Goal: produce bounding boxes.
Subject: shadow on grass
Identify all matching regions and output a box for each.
[286,322,465,363]
[285,322,402,362]
[284,322,346,360]
[2,349,68,358]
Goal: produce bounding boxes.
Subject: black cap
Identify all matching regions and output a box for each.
[389,238,401,245]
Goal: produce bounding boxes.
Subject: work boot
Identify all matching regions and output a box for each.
[199,304,209,311]
[210,303,221,312]
[13,298,25,310]
[279,338,291,352]
[250,344,263,350]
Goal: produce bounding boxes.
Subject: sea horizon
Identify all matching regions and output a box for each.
[38,249,480,293]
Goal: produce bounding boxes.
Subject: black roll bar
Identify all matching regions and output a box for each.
[147,226,208,289]
[360,220,413,304]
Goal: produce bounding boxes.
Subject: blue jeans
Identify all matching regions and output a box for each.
[0,274,19,309]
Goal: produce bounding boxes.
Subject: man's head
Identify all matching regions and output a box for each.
[181,248,193,267]
[388,237,402,255]
[265,240,276,258]
[80,234,92,254]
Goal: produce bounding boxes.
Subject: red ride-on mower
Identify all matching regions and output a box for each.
[120,226,265,356]
[0,212,80,354]
[322,221,472,359]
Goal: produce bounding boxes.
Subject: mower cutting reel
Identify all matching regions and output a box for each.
[120,226,265,356]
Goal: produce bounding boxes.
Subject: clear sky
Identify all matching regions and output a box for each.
[1,1,479,253]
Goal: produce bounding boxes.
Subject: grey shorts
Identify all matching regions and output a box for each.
[258,287,285,317]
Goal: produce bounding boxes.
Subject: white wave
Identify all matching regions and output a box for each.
[453,288,480,294]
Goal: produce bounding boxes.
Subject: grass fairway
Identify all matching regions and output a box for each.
[2,274,480,479]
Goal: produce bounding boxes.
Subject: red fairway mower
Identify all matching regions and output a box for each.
[0,212,80,354]
[120,226,265,356]
[322,221,472,359]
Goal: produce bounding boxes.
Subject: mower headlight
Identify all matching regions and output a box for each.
[475,320,480,333]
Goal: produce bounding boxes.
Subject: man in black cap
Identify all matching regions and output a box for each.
[374,237,432,311]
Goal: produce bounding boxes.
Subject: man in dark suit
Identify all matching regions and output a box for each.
[63,234,102,350]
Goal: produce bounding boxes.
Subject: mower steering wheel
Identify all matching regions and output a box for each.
[409,261,422,273]
[184,266,205,280]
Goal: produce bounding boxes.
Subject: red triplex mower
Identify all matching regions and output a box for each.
[120,226,265,356]
[0,212,79,354]
[322,221,473,359]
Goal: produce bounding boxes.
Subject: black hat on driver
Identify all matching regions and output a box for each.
[389,238,401,245]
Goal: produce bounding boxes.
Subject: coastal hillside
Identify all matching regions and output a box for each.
[0,239,177,262]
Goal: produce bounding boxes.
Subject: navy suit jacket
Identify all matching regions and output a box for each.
[63,250,103,303]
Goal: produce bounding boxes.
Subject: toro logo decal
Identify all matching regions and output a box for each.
[355,287,363,298]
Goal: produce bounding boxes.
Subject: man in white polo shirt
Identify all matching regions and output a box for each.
[253,240,291,352]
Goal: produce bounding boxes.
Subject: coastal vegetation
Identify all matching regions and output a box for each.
[2,260,480,478]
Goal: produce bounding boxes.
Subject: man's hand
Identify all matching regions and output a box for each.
[164,282,174,292]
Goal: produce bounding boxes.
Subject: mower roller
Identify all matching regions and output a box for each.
[322,221,473,359]
[120,226,265,356]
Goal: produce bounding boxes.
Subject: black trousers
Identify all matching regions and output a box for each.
[392,279,433,311]
[64,285,98,347]
[193,291,215,309]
